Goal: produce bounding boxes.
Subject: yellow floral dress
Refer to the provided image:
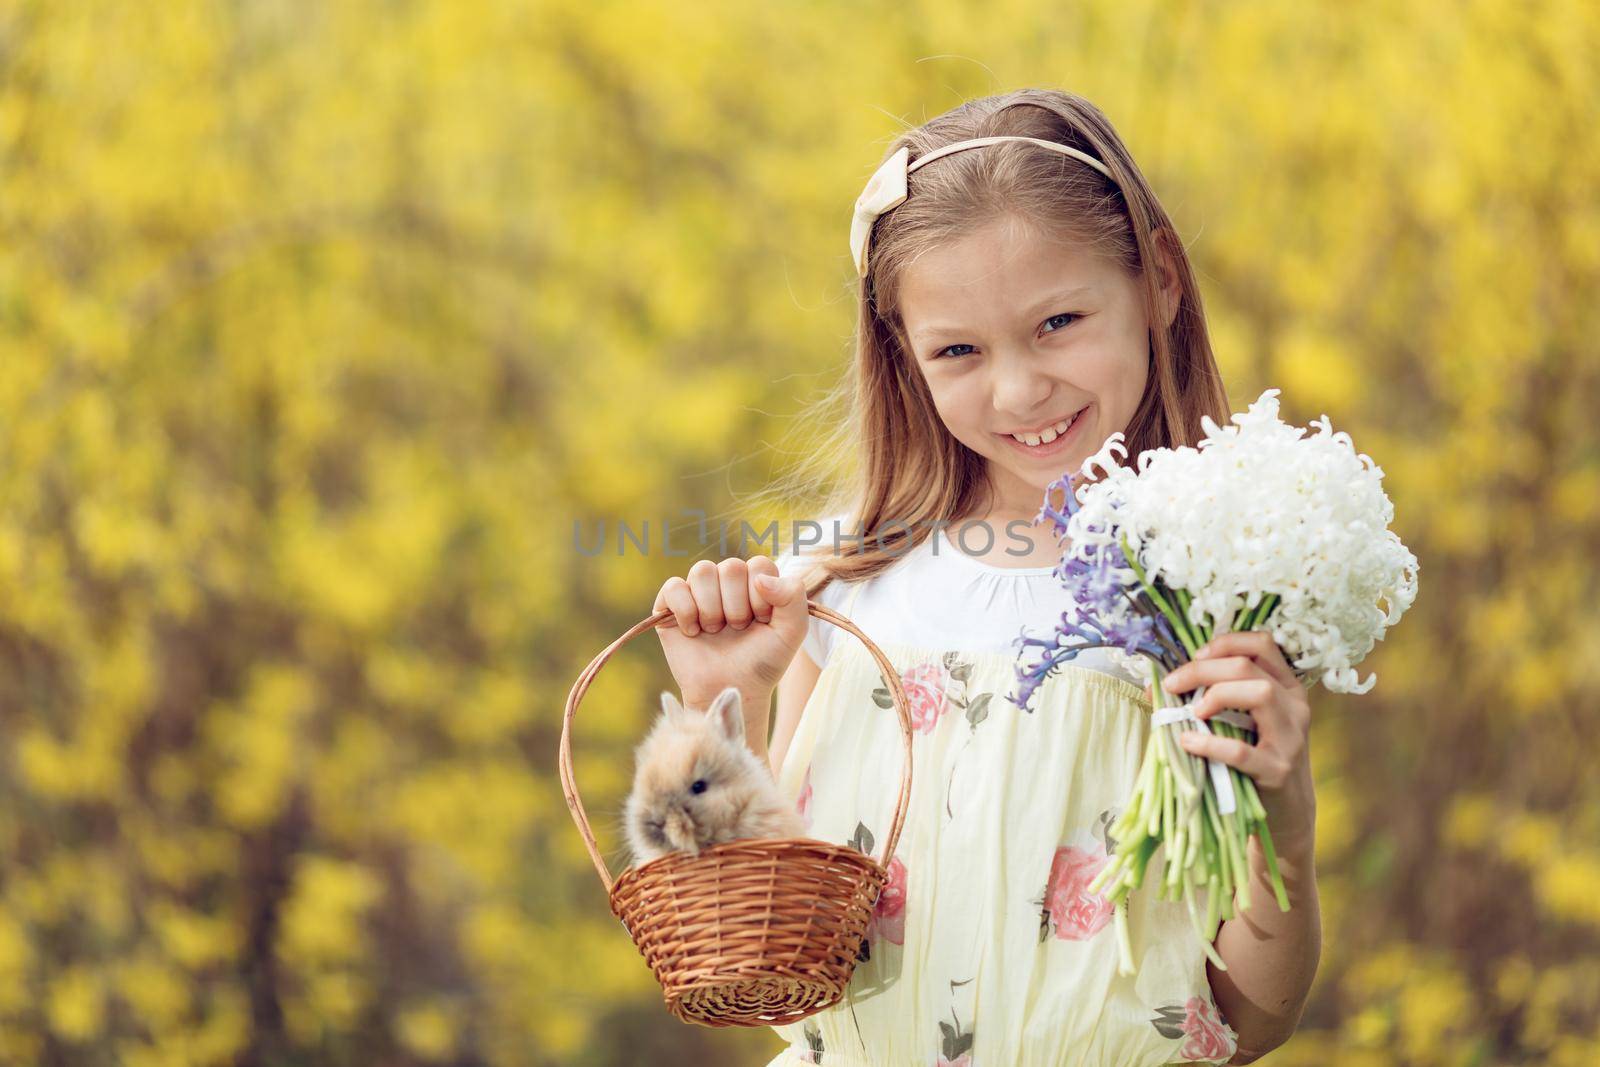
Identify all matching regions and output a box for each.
[762,577,1239,1067]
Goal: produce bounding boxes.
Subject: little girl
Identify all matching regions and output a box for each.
[651,88,1318,1066]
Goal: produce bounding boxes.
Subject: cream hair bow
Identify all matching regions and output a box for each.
[849,135,1118,279]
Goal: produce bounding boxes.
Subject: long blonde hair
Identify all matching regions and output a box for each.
[754,88,1230,596]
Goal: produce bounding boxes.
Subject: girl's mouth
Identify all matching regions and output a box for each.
[996,405,1089,459]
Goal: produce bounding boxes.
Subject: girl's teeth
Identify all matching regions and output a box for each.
[1012,410,1078,446]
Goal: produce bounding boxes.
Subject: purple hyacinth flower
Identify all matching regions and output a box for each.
[1010,478,1171,712]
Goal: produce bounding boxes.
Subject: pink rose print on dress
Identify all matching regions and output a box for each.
[873,658,952,733]
[847,823,904,962]
[1179,996,1237,1061]
[868,855,908,945]
[1035,841,1115,942]
[1151,995,1238,1063]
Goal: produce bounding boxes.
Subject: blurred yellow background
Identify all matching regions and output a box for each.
[1,1,1597,1064]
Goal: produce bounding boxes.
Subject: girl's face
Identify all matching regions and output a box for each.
[897,216,1179,520]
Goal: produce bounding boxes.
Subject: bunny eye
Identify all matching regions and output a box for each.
[690,778,708,795]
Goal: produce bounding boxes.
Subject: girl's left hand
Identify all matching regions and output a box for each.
[1145,630,1317,851]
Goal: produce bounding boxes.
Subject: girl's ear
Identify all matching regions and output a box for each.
[707,687,744,744]
[1151,227,1184,331]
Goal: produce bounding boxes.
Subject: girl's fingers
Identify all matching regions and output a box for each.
[686,559,726,633]
[717,557,753,629]
[1162,653,1266,696]
[658,558,782,634]
[1164,657,1297,738]
[1179,730,1291,790]
[1195,631,1298,689]
[1187,678,1284,737]
[654,578,700,636]
[747,555,779,623]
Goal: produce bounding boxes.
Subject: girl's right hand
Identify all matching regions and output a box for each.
[652,556,810,709]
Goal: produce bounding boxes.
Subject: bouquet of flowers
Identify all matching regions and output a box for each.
[1010,389,1418,976]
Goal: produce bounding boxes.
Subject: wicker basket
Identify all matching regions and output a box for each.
[558,599,913,1028]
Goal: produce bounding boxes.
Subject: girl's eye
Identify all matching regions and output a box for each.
[933,312,1080,360]
[690,778,708,795]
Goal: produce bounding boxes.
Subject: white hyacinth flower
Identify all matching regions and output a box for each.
[1065,388,1419,694]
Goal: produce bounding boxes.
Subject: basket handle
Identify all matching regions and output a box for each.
[558,600,915,894]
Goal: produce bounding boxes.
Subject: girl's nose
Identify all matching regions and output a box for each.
[990,352,1053,416]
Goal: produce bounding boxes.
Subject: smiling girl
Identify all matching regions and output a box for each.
[650,87,1320,1066]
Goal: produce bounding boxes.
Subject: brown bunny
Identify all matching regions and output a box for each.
[624,686,806,867]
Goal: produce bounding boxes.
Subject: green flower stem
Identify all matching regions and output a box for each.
[1231,791,1253,912]
[1187,882,1226,972]
[1256,815,1291,912]
[1168,763,1180,830]
[1093,564,1295,970]
[1184,868,1205,939]
[1167,828,1188,893]
[1118,534,1199,654]
[1176,587,1216,651]
[1217,595,1292,912]
[1159,717,1201,803]
[1205,791,1229,896]
[1131,836,1157,885]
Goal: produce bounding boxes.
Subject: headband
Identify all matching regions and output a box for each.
[849,135,1119,278]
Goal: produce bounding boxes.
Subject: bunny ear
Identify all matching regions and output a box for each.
[707,687,744,744]
[660,690,691,726]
